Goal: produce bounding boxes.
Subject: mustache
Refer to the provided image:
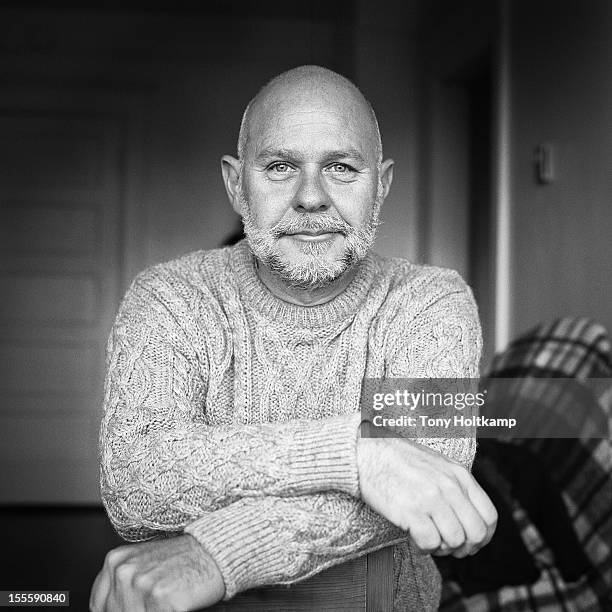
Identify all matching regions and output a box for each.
[270,214,352,238]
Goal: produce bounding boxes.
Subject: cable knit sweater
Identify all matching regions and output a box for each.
[99,239,482,611]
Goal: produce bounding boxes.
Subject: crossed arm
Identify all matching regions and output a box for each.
[91,274,496,611]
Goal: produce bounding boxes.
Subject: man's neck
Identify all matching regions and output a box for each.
[255,260,358,307]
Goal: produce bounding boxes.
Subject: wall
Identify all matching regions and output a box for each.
[415,0,499,365]
[510,0,612,337]
[414,0,612,352]
[352,0,421,262]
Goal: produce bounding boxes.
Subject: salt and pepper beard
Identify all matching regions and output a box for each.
[239,177,384,290]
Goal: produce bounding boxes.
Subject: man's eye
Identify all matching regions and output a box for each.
[269,162,293,173]
[326,163,356,176]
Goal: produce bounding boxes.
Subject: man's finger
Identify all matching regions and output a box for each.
[89,569,109,612]
[454,468,498,541]
[429,502,466,551]
[408,515,442,553]
[431,542,454,556]
[114,561,147,612]
[444,481,490,554]
[466,483,498,548]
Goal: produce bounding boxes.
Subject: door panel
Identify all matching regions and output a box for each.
[0,109,123,503]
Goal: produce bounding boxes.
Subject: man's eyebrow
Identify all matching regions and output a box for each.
[255,147,368,164]
[255,147,300,162]
[321,149,367,164]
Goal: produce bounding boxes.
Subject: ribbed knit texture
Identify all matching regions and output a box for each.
[99,239,482,611]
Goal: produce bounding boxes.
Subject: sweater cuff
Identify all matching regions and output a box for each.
[287,412,362,497]
[184,502,290,600]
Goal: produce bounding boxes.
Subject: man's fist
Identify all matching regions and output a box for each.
[357,426,497,558]
[89,534,225,612]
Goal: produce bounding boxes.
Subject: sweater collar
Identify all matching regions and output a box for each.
[230,239,379,328]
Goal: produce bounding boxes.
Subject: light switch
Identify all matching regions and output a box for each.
[534,143,554,184]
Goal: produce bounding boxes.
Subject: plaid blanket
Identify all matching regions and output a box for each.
[440,318,612,611]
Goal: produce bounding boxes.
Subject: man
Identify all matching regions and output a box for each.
[90,65,497,611]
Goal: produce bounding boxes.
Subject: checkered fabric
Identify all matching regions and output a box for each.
[440,318,612,611]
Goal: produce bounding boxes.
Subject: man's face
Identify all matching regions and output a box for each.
[238,96,384,289]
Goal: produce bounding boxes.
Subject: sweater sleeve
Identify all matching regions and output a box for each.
[185,493,406,599]
[99,271,361,541]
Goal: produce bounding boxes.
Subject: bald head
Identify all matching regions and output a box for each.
[221,65,395,291]
[237,65,382,164]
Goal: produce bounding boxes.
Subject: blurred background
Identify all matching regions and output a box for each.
[0,0,610,607]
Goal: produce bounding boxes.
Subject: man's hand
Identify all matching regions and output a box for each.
[89,534,225,612]
[357,426,497,558]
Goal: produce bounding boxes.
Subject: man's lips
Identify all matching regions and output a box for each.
[285,231,338,242]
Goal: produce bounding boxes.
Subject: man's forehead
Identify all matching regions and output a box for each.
[247,103,378,160]
[258,107,364,136]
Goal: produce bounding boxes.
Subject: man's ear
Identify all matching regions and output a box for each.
[379,159,394,201]
[221,155,243,215]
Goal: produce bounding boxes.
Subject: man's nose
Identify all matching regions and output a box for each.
[292,168,331,212]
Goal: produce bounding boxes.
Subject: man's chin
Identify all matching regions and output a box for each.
[277,267,346,290]
[245,231,369,289]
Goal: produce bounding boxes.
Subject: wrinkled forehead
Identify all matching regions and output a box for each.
[244,88,380,163]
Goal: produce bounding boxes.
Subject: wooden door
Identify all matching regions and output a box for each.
[0,101,125,503]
